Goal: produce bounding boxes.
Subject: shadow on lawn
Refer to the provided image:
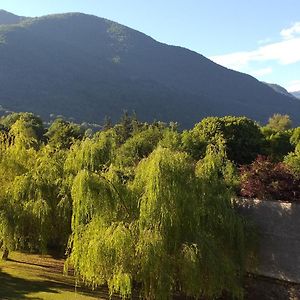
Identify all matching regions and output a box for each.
[6,258,53,269]
[0,265,123,300]
[0,266,100,300]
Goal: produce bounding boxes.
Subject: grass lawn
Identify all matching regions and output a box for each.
[0,251,116,300]
[1,252,298,300]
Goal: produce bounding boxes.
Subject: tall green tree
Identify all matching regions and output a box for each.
[45,118,84,149]
[261,127,294,161]
[0,112,44,141]
[266,114,292,132]
[67,145,253,299]
[0,118,71,258]
[185,116,264,164]
[286,127,300,175]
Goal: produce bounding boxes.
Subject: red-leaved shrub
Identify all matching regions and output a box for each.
[239,155,300,202]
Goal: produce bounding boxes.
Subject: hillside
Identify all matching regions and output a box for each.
[292,91,300,99]
[263,83,296,99]
[0,10,27,25]
[0,11,300,127]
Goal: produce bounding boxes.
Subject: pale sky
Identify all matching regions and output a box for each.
[1,0,300,91]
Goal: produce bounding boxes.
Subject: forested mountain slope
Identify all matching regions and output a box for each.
[292,91,300,99]
[0,10,27,25]
[0,11,300,127]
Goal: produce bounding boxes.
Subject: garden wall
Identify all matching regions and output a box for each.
[236,198,300,283]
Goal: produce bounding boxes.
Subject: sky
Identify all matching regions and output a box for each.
[1,0,300,92]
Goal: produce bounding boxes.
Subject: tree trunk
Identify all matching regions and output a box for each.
[2,247,9,260]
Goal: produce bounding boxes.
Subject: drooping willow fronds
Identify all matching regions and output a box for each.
[0,113,255,299]
[69,146,252,299]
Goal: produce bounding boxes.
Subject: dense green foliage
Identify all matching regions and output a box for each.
[183,116,264,164]
[266,114,292,132]
[67,146,250,299]
[261,127,294,161]
[0,112,299,298]
[284,128,300,176]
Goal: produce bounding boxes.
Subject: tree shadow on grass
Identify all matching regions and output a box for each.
[6,258,53,269]
[0,268,56,299]
[0,266,98,299]
[0,266,119,300]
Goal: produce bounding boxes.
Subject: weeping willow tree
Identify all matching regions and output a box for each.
[0,120,70,258]
[113,126,163,169]
[0,112,255,297]
[68,145,254,299]
[1,147,69,255]
[0,120,39,258]
[67,168,137,299]
[65,129,117,175]
[12,145,71,253]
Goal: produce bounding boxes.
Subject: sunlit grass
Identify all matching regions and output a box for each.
[0,251,114,299]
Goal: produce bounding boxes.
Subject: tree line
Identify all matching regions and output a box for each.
[0,112,299,299]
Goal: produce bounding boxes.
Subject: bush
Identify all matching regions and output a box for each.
[261,128,294,161]
[239,156,300,202]
[190,116,264,164]
[284,143,300,176]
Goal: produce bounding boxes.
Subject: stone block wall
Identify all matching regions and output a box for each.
[236,198,300,283]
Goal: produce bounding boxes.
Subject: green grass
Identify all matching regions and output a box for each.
[0,251,116,299]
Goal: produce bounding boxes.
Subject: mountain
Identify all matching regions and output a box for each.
[0,11,300,127]
[263,83,297,99]
[0,10,27,25]
[292,91,300,99]
[264,82,300,102]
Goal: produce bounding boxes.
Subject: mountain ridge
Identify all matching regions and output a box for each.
[0,11,300,127]
[0,9,27,25]
[263,82,297,99]
[291,91,300,99]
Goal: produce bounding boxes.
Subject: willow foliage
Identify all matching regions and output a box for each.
[0,112,256,298]
[0,125,38,253]
[65,130,117,174]
[7,146,68,252]
[114,126,163,168]
[0,125,70,254]
[69,146,252,299]
[68,168,137,298]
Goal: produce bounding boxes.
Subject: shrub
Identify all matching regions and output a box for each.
[239,156,300,202]
[261,129,294,162]
[189,116,264,164]
[284,143,300,176]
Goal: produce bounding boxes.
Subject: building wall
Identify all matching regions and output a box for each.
[236,198,300,283]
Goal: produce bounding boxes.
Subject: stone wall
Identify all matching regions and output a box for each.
[236,198,300,283]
